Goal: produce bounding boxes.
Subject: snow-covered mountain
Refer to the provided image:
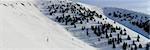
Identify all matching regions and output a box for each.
[0,0,149,50]
[103,7,150,39]
[37,0,150,50]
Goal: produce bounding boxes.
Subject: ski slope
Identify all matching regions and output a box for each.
[0,0,96,49]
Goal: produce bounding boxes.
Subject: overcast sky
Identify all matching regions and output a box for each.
[73,0,150,15]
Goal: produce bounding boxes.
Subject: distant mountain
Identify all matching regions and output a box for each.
[103,7,150,39]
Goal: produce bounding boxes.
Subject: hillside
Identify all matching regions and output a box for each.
[103,7,150,39]
[38,0,150,50]
[0,0,96,49]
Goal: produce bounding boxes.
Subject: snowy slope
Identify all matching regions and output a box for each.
[102,7,150,39]
[0,0,149,50]
[0,0,96,49]
[38,0,150,50]
[73,0,150,39]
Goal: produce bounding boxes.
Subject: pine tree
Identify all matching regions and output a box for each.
[114,21,116,24]
[132,41,135,45]
[99,15,102,18]
[56,16,59,19]
[127,35,131,40]
[112,42,116,48]
[146,44,149,50]
[74,24,76,28]
[117,34,120,39]
[131,47,133,50]
[98,38,100,41]
[106,33,109,38]
[134,44,137,50]
[137,35,140,42]
[122,42,127,50]
[109,33,112,37]
[117,39,120,44]
[138,35,140,38]
[128,44,131,47]
[91,26,94,30]
[116,26,120,30]
[119,38,122,42]
[120,30,123,35]
[137,38,140,42]
[124,28,126,31]
[113,28,116,32]
[124,32,127,35]
[139,44,142,48]
[108,13,111,16]
[108,39,112,44]
[65,21,68,25]
[86,19,89,23]
[80,21,83,24]
[81,26,85,30]
[86,29,89,36]
[113,12,118,17]
[97,21,100,24]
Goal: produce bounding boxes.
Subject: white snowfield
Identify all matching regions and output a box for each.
[0,0,149,50]
[0,0,96,50]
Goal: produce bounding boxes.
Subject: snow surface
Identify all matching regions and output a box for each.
[38,0,150,50]
[0,0,149,50]
[0,0,96,49]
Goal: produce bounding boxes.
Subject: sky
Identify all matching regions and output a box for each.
[73,0,150,15]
